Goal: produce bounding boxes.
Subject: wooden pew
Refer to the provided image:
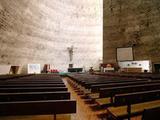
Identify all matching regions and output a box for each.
[0,74,33,81]
[88,82,160,109]
[0,81,64,84]
[0,100,76,120]
[0,84,65,88]
[142,106,160,120]
[83,79,148,89]
[107,90,160,120]
[67,73,149,92]
[0,74,76,120]
[0,91,70,102]
[4,74,61,81]
[100,83,160,99]
[77,78,147,87]
[90,80,160,92]
[0,87,68,93]
[94,72,156,80]
[85,83,160,107]
[67,73,160,120]
[67,74,152,107]
[94,83,160,108]
[8,78,63,81]
[67,73,150,91]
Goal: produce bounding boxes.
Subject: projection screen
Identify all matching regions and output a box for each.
[116,47,133,61]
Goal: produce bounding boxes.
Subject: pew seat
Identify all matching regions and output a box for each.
[0,91,70,102]
[95,98,111,106]
[0,87,68,93]
[0,81,64,84]
[0,84,65,88]
[0,100,76,116]
[88,93,99,99]
[107,100,160,119]
[142,106,160,120]
[0,114,71,120]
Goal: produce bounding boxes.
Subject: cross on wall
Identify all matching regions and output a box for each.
[67,45,77,62]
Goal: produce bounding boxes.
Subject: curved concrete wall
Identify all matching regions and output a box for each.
[0,0,102,73]
[104,0,160,65]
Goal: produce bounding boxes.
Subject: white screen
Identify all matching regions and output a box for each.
[28,64,41,74]
[117,47,133,61]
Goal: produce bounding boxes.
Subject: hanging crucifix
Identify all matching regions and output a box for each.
[67,45,74,62]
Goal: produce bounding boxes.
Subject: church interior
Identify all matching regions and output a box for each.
[0,0,160,120]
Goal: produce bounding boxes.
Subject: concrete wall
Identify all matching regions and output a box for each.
[0,0,102,73]
[103,0,160,66]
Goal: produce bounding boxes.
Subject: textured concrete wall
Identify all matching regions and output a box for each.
[0,0,102,73]
[104,0,160,65]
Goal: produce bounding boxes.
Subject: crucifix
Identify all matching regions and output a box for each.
[67,45,75,62]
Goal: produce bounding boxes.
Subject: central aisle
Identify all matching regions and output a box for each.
[63,77,106,120]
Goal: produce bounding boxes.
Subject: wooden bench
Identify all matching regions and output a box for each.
[68,73,145,85]
[67,74,153,107]
[67,73,160,120]
[85,82,160,106]
[67,74,149,94]
[0,74,76,120]
[107,90,160,120]
[142,106,160,120]
[7,79,63,82]
[67,73,150,91]
[0,100,76,120]
[100,83,160,99]
[0,84,65,88]
[0,81,64,84]
[0,87,68,93]
[0,74,33,81]
[0,91,70,102]
[94,72,159,80]
[83,79,148,89]
[90,80,159,92]
[95,83,160,108]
